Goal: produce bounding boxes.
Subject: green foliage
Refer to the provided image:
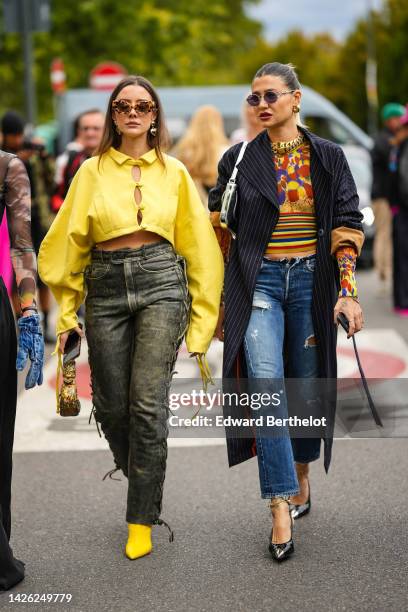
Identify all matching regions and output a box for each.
[378,0,408,107]
[334,18,369,129]
[237,30,341,107]
[0,0,262,121]
[237,0,408,132]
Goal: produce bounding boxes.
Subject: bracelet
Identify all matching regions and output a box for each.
[339,295,359,303]
[21,306,38,313]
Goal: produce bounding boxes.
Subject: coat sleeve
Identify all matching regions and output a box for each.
[38,161,94,336]
[330,147,365,256]
[174,164,224,354]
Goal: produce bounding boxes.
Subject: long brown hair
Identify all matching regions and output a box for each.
[96,75,170,166]
[171,105,229,187]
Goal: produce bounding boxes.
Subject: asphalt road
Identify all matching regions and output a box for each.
[2,269,408,612]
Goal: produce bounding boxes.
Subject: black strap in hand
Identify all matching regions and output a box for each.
[337,313,383,427]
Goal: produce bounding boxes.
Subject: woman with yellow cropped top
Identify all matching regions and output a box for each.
[209,62,364,562]
[38,76,223,560]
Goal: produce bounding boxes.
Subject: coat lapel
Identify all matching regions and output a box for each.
[237,127,332,214]
[237,130,280,210]
[305,128,332,227]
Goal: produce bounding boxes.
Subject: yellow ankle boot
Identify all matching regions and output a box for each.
[125,523,152,559]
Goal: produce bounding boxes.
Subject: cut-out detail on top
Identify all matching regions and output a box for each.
[134,185,142,205]
[131,165,141,182]
[132,166,142,207]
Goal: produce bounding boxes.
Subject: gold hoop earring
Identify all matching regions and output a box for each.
[292,105,300,114]
[150,121,157,136]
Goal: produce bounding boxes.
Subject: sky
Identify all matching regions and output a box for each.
[246,0,384,41]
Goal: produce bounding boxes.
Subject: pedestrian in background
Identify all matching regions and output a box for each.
[230,96,264,144]
[213,99,263,268]
[0,149,44,590]
[52,108,104,212]
[370,103,405,294]
[38,76,223,561]
[1,111,56,343]
[209,62,364,562]
[171,105,230,208]
[390,105,408,315]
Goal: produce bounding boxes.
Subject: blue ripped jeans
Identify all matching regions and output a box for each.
[243,254,321,499]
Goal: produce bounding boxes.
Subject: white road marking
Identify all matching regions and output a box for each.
[13,329,408,453]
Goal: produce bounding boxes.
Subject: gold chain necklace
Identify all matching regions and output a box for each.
[270,132,305,155]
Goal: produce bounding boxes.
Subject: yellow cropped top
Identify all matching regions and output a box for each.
[38,146,224,360]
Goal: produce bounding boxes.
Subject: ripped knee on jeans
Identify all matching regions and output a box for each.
[304,334,317,348]
[253,299,272,311]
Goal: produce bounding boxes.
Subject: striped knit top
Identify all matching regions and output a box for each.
[265,141,317,256]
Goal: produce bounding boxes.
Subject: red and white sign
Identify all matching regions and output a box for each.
[90,62,127,91]
[50,58,66,94]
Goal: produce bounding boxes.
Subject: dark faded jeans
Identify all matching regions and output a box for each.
[84,242,191,524]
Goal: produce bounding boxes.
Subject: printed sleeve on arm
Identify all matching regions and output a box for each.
[38,162,94,335]
[174,164,224,355]
[336,246,358,298]
[5,157,37,309]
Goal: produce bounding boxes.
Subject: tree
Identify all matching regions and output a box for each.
[0,0,262,122]
[237,30,341,115]
[378,0,408,107]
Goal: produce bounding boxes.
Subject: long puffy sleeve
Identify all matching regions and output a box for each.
[38,161,94,336]
[174,164,224,355]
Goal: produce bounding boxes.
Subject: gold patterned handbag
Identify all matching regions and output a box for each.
[59,360,81,416]
[55,327,82,416]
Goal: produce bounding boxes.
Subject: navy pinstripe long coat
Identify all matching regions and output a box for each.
[208,127,364,473]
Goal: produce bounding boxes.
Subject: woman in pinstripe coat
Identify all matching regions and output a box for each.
[209,63,364,562]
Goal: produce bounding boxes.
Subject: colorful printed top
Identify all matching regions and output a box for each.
[265,141,317,255]
[0,150,36,309]
[264,140,360,298]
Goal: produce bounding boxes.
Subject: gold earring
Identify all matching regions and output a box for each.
[114,122,121,135]
[150,121,157,136]
[292,105,300,114]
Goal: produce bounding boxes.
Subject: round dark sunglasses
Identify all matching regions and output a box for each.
[112,99,156,115]
[246,89,296,107]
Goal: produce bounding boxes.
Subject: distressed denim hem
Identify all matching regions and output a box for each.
[261,488,300,499]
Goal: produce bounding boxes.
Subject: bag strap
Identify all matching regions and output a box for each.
[229,141,248,182]
[351,334,383,427]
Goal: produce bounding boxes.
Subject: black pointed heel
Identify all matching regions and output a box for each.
[269,497,294,562]
[290,479,311,520]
